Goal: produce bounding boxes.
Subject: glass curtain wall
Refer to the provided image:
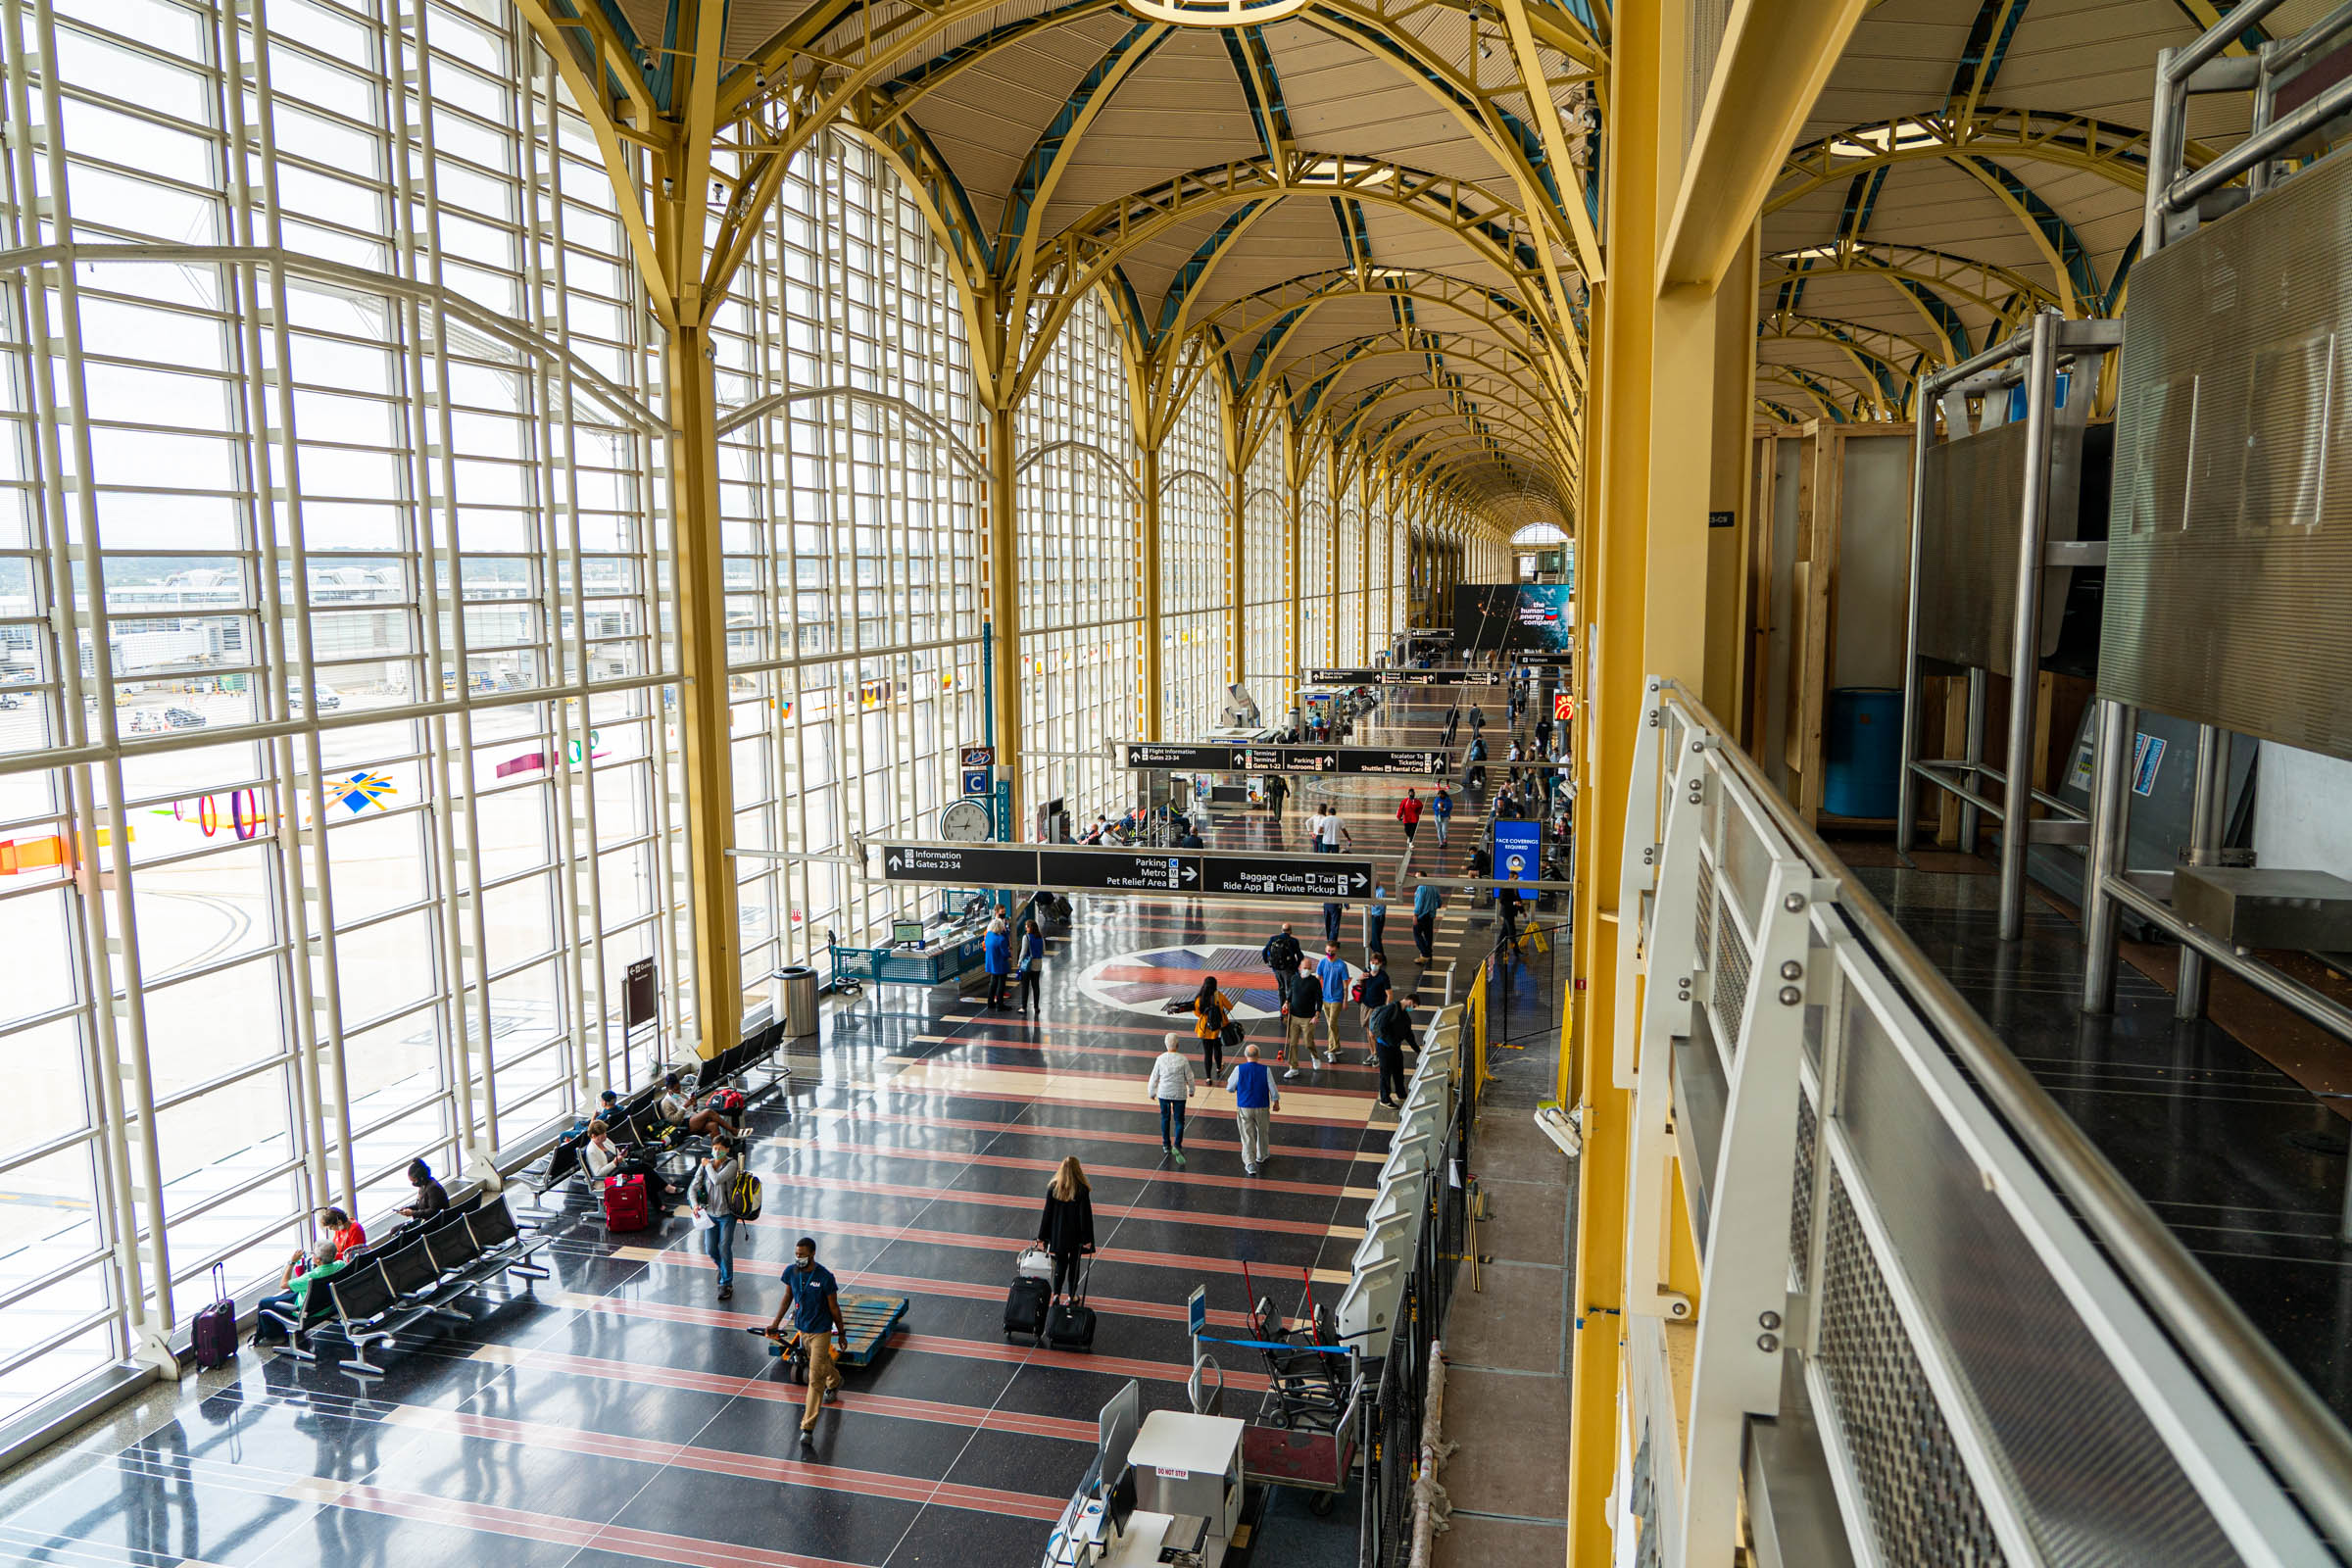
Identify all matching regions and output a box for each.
[1368,497,1394,653]
[1240,434,1287,709]
[712,129,984,977]
[1015,288,1140,828]
[1338,477,1366,662]
[1298,454,1330,672]
[1159,362,1228,739]
[0,0,683,1426]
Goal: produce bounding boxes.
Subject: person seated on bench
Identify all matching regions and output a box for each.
[583,1120,672,1198]
[392,1159,448,1236]
[658,1072,739,1141]
[253,1207,364,1338]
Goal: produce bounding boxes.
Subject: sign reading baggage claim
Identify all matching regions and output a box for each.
[1119,743,1453,775]
[869,842,1388,901]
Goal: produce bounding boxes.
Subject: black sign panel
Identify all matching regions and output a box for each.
[622,958,658,1028]
[1037,849,1198,893]
[1198,856,1380,900]
[1305,668,1381,684]
[1125,743,1236,770]
[1304,667,1503,687]
[1344,749,1452,776]
[878,843,1037,885]
[1516,652,1576,667]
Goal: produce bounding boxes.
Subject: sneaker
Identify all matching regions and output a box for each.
[1377,1099,1396,1109]
[799,1425,816,1443]
[1172,1151,1187,1168]
[825,1387,840,1404]
[718,1283,733,1300]
[1283,1067,1299,1080]
[1363,1054,1378,1065]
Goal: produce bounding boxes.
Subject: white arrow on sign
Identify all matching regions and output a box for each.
[888,853,904,870]
[1180,865,1196,882]
[1351,873,1368,890]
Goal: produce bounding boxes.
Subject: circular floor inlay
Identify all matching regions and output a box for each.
[1077,942,1359,1021]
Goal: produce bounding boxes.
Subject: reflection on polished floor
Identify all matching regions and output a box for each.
[0,690,1532,1568]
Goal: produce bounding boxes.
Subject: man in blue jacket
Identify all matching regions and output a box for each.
[1226,1043,1281,1175]
[1413,881,1444,961]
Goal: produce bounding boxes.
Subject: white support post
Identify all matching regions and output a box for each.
[1624,718,1706,1324]
[1610,677,1666,1090]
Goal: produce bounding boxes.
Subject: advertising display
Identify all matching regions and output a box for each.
[1451,584,1574,653]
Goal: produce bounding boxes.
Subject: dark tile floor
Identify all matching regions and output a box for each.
[0,686,1538,1568]
[1854,858,2352,1423]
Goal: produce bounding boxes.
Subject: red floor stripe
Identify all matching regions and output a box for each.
[748,1170,1339,1237]
[647,1209,1329,1281]
[851,1073,1372,1130]
[411,1407,1067,1520]
[790,1103,1371,1164]
[775,1132,1359,1199]
[561,1290,1271,1391]
[883,1055,1378,1105]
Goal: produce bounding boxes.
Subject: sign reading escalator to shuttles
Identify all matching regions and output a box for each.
[869,842,1391,901]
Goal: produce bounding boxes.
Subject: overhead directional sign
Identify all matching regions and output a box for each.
[1305,668,1503,687]
[1198,857,1379,900]
[1120,744,1454,775]
[1517,652,1575,667]
[878,843,1035,886]
[868,842,1393,900]
[1038,849,1195,893]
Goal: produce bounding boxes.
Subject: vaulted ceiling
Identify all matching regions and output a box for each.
[1754,0,2331,426]
[534,0,1603,536]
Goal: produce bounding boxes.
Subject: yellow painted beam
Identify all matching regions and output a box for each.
[1142,443,1165,741]
[1658,0,1867,292]
[986,401,1023,831]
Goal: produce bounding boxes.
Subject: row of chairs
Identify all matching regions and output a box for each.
[262,1196,549,1376]
[536,1021,792,1197]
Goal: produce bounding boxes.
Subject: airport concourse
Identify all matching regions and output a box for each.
[10,1,2352,1566]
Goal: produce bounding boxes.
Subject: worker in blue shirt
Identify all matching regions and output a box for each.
[763,1236,848,1441]
[982,913,1011,1009]
[1317,944,1352,1061]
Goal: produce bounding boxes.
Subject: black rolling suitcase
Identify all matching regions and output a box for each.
[1005,1248,1053,1342]
[1042,1259,1096,1352]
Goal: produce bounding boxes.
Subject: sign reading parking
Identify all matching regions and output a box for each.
[1038,849,1195,893]
[869,842,1392,901]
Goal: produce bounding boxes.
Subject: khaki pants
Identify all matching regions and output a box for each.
[1284,1013,1316,1062]
[1321,1002,1347,1054]
[802,1332,842,1428]
[1235,1106,1272,1169]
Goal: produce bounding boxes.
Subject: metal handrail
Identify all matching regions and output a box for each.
[1662,679,2352,1554]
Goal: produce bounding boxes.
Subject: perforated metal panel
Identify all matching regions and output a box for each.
[1919,418,2089,673]
[2104,148,2352,760]
[1694,855,1716,969]
[1817,1175,2013,1568]
[1789,1088,1818,1292]
[1712,906,1750,1048]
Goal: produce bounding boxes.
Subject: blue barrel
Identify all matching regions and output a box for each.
[1822,687,1904,819]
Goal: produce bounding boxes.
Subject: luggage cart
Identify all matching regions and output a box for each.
[750,1293,909,1383]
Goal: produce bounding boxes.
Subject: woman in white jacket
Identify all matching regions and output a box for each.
[1148,1034,1199,1167]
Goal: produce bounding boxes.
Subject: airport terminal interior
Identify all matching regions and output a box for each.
[7,0,2352,1565]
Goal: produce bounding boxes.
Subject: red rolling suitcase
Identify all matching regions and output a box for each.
[602,1173,650,1232]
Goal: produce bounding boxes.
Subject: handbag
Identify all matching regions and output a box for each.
[1218,1019,1245,1051]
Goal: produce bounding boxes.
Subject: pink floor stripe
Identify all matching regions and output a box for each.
[790,1103,1370,1164]
[738,1170,1337,1238]
[773,1133,1357,1199]
[621,1249,1255,1329]
[633,1209,1316,1281]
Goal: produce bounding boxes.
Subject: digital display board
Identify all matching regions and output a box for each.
[1451,583,1575,653]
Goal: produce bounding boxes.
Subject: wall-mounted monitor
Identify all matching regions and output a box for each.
[1452,583,1574,653]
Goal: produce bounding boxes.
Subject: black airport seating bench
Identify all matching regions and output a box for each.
[259,1194,550,1377]
[534,1019,791,1197]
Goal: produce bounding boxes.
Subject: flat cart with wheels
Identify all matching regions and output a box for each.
[750,1293,910,1382]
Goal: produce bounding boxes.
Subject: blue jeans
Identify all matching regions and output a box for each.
[1159,1099,1187,1150]
[702,1213,738,1286]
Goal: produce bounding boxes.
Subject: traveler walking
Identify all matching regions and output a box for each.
[1432,785,1453,846]
[1442,704,1460,747]
[1362,890,1388,958]
[1282,958,1323,1080]
[1149,1035,1199,1163]
[1413,881,1443,960]
[1034,1156,1097,1298]
[1354,954,1393,1062]
[1192,974,1237,1078]
[1322,899,1344,945]
[1318,944,1351,1061]
[1017,917,1047,1014]
[1227,1045,1281,1175]
[688,1134,743,1299]
[1311,805,1352,855]
[1468,705,1486,733]
[1264,772,1289,816]
[1396,790,1423,846]
[982,913,1012,1009]
[1535,714,1553,755]
[1370,993,1418,1107]
[765,1237,849,1442]
[1262,921,1303,995]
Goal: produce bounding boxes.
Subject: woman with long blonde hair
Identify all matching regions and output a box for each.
[1035,1156,1096,1300]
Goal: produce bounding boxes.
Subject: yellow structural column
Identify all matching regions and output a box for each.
[1141,442,1164,740]
[987,399,1023,832]
[665,321,742,1054]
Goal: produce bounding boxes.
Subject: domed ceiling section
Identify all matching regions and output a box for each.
[572,0,1604,533]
